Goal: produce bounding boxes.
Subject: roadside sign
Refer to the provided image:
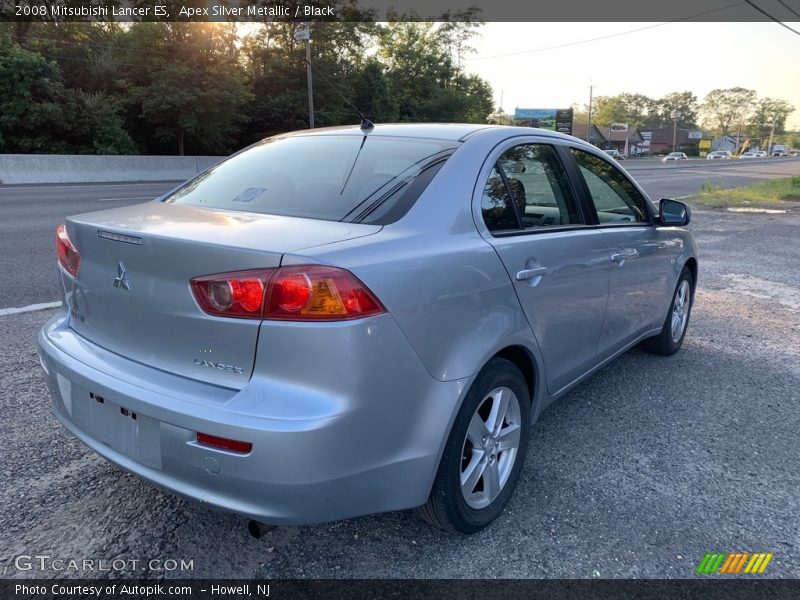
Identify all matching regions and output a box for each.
[514,108,573,135]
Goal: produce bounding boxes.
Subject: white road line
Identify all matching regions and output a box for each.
[0,301,62,317]
[97,196,156,202]
[0,182,180,191]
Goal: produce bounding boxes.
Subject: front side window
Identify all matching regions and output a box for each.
[480,143,583,233]
[570,149,650,224]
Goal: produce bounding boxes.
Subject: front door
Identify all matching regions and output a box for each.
[568,148,674,356]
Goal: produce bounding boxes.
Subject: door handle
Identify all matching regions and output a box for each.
[611,248,638,263]
[515,267,548,281]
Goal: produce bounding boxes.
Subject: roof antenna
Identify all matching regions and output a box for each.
[304,57,374,132]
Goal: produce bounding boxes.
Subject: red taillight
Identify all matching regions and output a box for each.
[266,266,384,320]
[196,432,252,454]
[55,224,80,277]
[191,269,268,318]
[190,266,384,321]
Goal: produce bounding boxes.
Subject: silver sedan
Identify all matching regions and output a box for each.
[38,124,697,534]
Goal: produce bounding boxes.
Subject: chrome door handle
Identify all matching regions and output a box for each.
[611,249,639,263]
[515,267,548,281]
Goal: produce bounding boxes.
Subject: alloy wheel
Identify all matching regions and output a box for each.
[460,386,522,510]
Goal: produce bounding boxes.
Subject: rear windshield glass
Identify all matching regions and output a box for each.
[164,135,457,223]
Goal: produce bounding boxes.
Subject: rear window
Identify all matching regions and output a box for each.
[164,135,456,223]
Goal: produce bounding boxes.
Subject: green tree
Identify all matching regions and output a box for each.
[650,91,699,129]
[701,87,756,136]
[593,93,654,129]
[352,59,398,122]
[0,41,134,153]
[377,21,493,123]
[747,97,794,137]
[113,23,252,155]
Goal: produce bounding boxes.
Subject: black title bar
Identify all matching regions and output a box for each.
[2,0,800,22]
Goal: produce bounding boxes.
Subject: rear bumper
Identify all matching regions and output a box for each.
[38,311,467,525]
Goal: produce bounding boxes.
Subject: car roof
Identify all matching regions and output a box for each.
[274,123,596,144]
[277,123,494,142]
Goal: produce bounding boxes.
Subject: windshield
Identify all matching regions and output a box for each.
[164,135,457,223]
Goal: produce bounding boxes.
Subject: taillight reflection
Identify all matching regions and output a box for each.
[55,224,80,277]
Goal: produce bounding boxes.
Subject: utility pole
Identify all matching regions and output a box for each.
[767,118,776,154]
[587,82,595,143]
[735,117,742,152]
[295,26,314,129]
[671,109,681,153]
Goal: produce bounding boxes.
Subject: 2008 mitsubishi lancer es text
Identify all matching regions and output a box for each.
[38,124,697,534]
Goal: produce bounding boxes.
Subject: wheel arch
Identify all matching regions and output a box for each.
[494,344,537,406]
[684,256,698,293]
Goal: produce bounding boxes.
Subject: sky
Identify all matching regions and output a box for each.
[462,22,800,128]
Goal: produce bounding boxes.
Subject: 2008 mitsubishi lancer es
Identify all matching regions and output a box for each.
[38,124,697,534]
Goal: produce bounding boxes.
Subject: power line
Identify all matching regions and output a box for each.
[5,32,242,60]
[469,1,747,61]
[744,0,800,35]
[775,0,800,19]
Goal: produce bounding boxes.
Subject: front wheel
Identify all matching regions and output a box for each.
[416,358,531,534]
[642,266,694,356]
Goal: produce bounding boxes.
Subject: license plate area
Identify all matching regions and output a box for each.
[71,387,162,469]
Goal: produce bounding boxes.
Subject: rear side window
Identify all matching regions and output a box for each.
[481,165,518,232]
[165,135,457,224]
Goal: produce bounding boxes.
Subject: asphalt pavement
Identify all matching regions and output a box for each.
[0,182,181,308]
[0,165,799,578]
[624,157,800,202]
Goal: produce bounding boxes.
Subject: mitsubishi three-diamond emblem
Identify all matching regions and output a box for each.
[113,261,130,291]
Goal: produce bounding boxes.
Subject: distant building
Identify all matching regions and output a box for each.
[570,123,606,146]
[598,126,644,157]
[645,128,704,155]
[569,124,649,156]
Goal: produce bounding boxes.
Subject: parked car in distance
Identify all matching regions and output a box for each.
[707,150,732,159]
[663,152,688,162]
[604,149,625,160]
[38,124,697,535]
[740,152,758,159]
[752,150,767,157]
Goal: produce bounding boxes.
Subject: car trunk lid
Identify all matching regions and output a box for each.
[63,202,380,389]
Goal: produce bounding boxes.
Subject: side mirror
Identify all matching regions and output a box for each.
[659,198,691,226]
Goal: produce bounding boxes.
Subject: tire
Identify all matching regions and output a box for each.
[416,357,531,534]
[642,266,694,356]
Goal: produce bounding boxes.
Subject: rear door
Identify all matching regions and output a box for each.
[475,139,610,394]
[567,148,674,356]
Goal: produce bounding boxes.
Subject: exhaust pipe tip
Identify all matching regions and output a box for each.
[248,520,277,539]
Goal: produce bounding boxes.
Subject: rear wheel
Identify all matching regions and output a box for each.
[642,266,694,356]
[416,358,530,534]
